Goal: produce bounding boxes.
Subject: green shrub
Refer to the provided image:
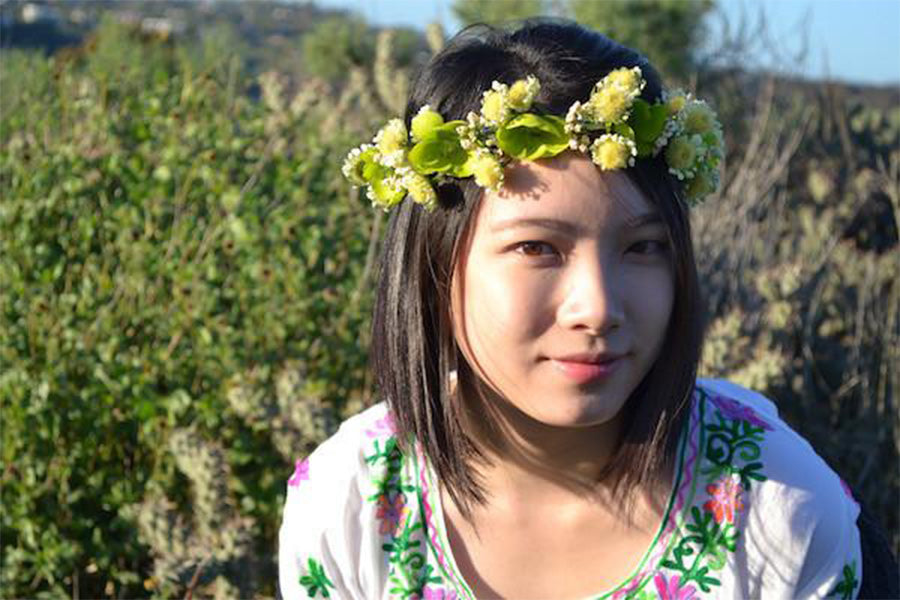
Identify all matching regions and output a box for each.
[0,24,387,597]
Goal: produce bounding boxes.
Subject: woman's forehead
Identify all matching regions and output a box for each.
[478,153,655,229]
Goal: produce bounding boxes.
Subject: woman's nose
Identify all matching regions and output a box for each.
[556,258,625,335]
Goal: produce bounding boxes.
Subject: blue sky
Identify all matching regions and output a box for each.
[310,0,900,86]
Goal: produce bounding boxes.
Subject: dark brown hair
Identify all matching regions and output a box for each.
[370,20,705,517]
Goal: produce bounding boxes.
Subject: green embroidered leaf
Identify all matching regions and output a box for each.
[496,114,569,160]
[299,558,335,598]
[407,121,468,175]
[827,561,859,599]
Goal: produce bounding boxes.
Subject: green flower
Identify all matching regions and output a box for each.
[407,121,469,176]
[682,100,716,135]
[665,134,699,173]
[685,170,717,202]
[410,106,444,142]
[342,145,377,185]
[363,162,405,209]
[496,114,569,161]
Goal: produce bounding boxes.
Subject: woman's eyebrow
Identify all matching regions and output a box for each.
[488,217,581,235]
[625,212,663,228]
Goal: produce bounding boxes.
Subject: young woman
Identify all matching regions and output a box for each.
[278,21,867,599]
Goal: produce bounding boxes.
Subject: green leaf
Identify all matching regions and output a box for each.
[496,114,569,160]
[629,99,668,157]
[407,121,467,175]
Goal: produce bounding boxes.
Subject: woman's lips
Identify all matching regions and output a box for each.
[550,356,622,383]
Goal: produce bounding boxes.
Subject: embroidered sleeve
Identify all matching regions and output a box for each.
[795,480,863,599]
[278,456,343,599]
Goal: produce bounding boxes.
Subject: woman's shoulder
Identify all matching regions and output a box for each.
[282,401,398,499]
[278,401,403,598]
[690,378,862,598]
[694,378,853,502]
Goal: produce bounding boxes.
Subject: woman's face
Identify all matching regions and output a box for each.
[451,152,674,429]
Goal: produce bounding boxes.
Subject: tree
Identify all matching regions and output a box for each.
[452,0,546,28]
[569,0,714,82]
[300,15,421,81]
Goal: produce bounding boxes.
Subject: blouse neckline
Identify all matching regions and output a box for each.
[413,390,702,600]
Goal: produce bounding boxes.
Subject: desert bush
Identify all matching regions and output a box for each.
[0,22,401,598]
[1,15,896,600]
[695,74,899,553]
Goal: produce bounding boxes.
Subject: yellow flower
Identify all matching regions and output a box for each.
[471,152,504,191]
[666,92,687,115]
[375,119,408,156]
[665,135,697,171]
[605,67,643,95]
[481,90,507,124]
[590,134,635,170]
[342,145,373,185]
[411,106,444,142]
[588,85,629,123]
[682,101,716,135]
[507,76,540,112]
[403,172,437,209]
[685,170,716,201]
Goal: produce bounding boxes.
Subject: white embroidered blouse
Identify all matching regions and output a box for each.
[278,379,862,599]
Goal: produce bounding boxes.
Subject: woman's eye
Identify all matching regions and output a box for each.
[515,241,557,257]
[628,240,669,255]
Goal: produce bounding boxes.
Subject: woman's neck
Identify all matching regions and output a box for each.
[460,382,627,509]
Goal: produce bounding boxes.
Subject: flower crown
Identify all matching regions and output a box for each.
[343,67,724,211]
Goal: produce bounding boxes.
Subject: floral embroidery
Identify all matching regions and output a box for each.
[709,394,773,431]
[299,557,335,598]
[415,585,459,599]
[839,478,856,502]
[367,413,398,438]
[702,397,767,490]
[827,560,859,599]
[376,492,410,536]
[703,476,745,524]
[289,458,310,487]
[659,506,739,592]
[653,572,698,600]
[655,389,767,595]
[365,434,443,597]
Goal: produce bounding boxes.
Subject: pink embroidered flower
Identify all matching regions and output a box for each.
[654,572,698,600]
[288,458,310,487]
[839,478,856,502]
[375,493,408,536]
[703,476,745,524]
[710,395,773,431]
[417,586,458,600]
[366,413,397,438]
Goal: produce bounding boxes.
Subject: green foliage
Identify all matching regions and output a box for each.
[570,0,714,81]
[1,8,897,600]
[1,21,385,597]
[301,16,421,82]
[695,74,899,555]
[301,16,375,80]
[452,0,546,27]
